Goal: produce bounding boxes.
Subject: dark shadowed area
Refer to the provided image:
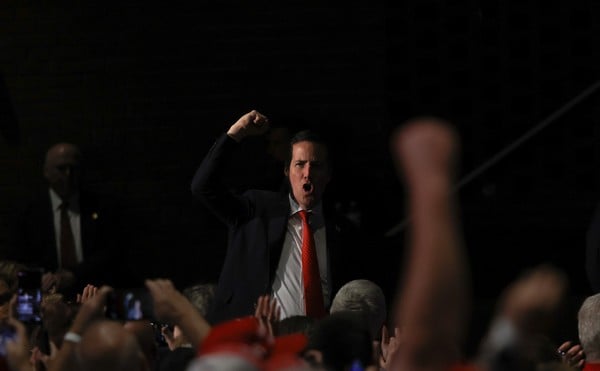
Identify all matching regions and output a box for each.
[1,1,599,355]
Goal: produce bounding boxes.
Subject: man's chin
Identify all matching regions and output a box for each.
[299,194,318,209]
[54,187,77,200]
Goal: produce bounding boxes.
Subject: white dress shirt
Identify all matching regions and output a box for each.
[271,195,331,319]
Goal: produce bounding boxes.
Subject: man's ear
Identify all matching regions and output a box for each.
[284,166,289,177]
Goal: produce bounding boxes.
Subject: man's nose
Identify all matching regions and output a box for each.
[303,164,312,178]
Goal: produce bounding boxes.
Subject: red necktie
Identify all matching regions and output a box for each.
[60,202,77,269]
[297,210,326,318]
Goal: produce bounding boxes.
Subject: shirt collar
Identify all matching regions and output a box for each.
[288,194,324,222]
[49,188,80,212]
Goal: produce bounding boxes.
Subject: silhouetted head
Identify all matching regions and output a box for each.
[124,320,158,369]
[77,320,148,371]
[43,143,82,200]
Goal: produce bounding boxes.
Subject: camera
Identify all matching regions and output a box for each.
[15,268,43,324]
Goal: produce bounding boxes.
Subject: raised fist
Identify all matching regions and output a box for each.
[227,110,269,142]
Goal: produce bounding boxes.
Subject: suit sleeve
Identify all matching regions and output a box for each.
[191,133,253,227]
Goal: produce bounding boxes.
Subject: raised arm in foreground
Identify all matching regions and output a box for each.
[390,118,468,371]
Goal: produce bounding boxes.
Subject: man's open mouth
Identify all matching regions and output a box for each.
[303,183,314,193]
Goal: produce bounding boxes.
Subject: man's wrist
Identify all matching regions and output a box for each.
[226,130,244,142]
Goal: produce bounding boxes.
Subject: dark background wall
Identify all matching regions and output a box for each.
[1,0,600,348]
[386,0,600,292]
[0,1,387,284]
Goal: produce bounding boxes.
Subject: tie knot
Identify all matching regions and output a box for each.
[297,210,310,223]
[60,202,69,211]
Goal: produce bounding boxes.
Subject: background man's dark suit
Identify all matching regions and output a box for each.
[191,133,360,324]
[8,189,122,288]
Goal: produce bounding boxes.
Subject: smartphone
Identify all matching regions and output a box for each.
[15,268,43,323]
[105,288,154,321]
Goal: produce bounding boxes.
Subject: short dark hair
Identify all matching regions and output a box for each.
[285,130,331,168]
[276,315,316,339]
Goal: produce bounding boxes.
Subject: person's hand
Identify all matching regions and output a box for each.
[557,340,585,369]
[161,325,184,351]
[500,265,567,335]
[146,279,211,349]
[226,110,269,142]
[5,318,34,371]
[379,325,401,370]
[391,117,458,192]
[161,325,177,350]
[254,295,280,339]
[69,286,112,335]
[76,284,98,304]
[145,279,190,325]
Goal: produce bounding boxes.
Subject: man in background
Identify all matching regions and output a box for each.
[8,143,122,295]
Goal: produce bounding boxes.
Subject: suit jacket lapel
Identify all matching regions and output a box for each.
[325,215,342,293]
[267,196,290,286]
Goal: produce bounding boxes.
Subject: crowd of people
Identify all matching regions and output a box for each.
[0,111,596,370]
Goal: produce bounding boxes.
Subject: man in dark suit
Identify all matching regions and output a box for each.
[192,110,357,324]
[9,143,121,294]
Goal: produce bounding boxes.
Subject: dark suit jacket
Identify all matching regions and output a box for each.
[8,189,121,288]
[191,134,356,324]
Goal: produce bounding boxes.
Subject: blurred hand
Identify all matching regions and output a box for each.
[254,295,280,339]
[76,284,99,304]
[500,265,567,335]
[558,340,585,370]
[145,278,211,349]
[5,318,33,371]
[380,325,402,370]
[391,117,458,191]
[145,279,189,325]
[162,325,186,351]
[69,286,112,335]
